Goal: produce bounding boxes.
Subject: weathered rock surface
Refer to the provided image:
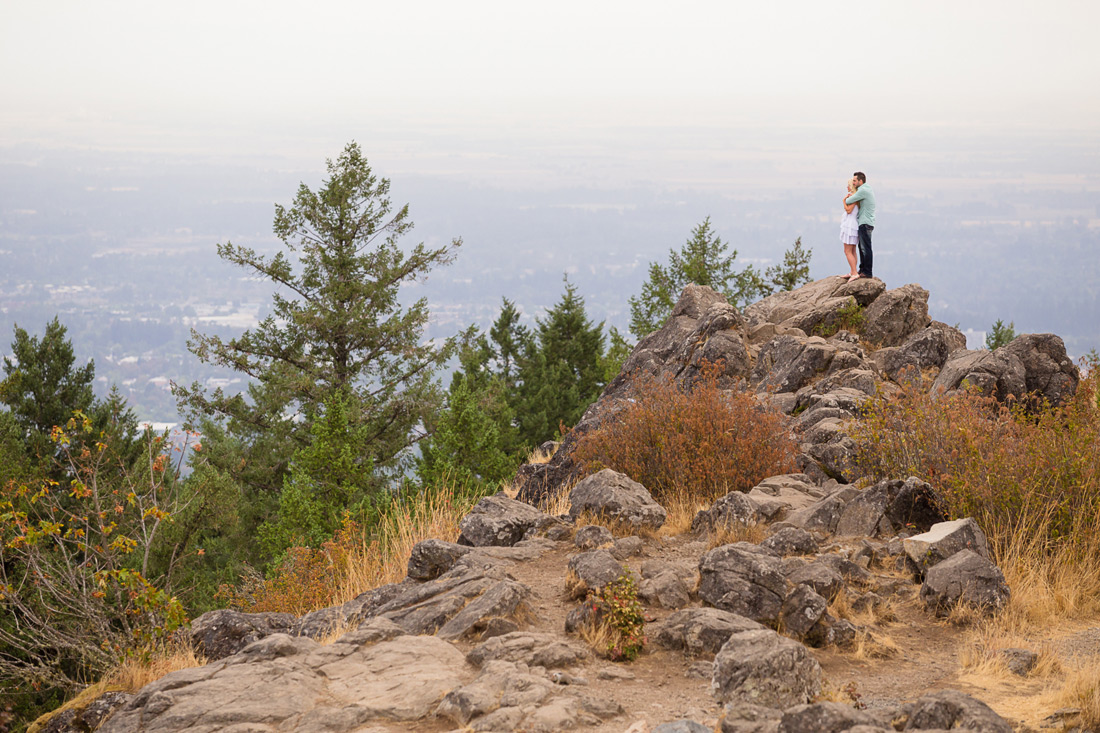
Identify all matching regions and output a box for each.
[458,493,556,546]
[778,585,828,639]
[931,348,1026,401]
[760,526,819,556]
[835,477,948,538]
[698,543,789,625]
[568,468,667,531]
[720,702,784,733]
[712,629,822,708]
[655,607,765,657]
[567,549,626,598]
[638,559,696,609]
[861,283,931,347]
[188,609,298,661]
[102,626,466,733]
[406,538,471,581]
[920,549,1010,615]
[777,701,882,733]
[785,561,844,601]
[693,490,762,532]
[1001,333,1080,408]
[574,523,614,549]
[903,517,992,572]
[468,631,589,669]
[898,688,1013,731]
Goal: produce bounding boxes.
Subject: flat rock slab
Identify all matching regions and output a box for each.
[903,517,992,572]
[101,632,468,732]
[467,631,589,669]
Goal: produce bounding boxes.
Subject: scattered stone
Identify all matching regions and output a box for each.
[1040,707,1083,729]
[903,518,992,572]
[188,608,298,661]
[436,660,553,725]
[576,694,624,719]
[567,549,626,598]
[692,491,762,533]
[777,701,881,733]
[779,585,829,639]
[720,702,784,733]
[898,688,1013,732]
[655,607,765,657]
[596,666,636,681]
[760,526,819,556]
[785,562,844,601]
[574,524,614,549]
[568,468,667,531]
[920,549,1010,616]
[654,720,712,733]
[685,661,712,679]
[467,631,589,669]
[712,629,822,708]
[639,567,694,609]
[611,535,645,559]
[458,494,556,547]
[816,553,874,587]
[698,543,789,625]
[999,648,1038,676]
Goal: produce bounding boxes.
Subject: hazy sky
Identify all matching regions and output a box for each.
[3,0,1099,155]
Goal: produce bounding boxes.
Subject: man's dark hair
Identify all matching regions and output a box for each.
[853,171,866,184]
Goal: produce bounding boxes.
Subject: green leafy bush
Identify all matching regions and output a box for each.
[589,573,646,662]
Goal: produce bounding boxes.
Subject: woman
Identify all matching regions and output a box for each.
[840,177,860,282]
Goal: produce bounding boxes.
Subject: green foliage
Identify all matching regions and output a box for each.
[514,278,606,446]
[175,141,460,503]
[0,317,95,461]
[589,573,645,662]
[598,327,633,387]
[258,394,375,557]
[985,319,1017,350]
[812,297,866,337]
[0,413,187,699]
[628,219,812,338]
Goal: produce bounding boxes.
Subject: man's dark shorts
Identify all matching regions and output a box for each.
[858,224,874,278]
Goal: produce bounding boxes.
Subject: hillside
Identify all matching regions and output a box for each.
[32,276,1097,733]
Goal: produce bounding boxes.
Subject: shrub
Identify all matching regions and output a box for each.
[572,362,797,508]
[850,365,1100,620]
[584,573,645,662]
[813,297,865,337]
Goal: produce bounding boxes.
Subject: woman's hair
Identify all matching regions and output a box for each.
[847,178,856,193]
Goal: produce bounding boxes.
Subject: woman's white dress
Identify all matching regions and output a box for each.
[840,203,859,246]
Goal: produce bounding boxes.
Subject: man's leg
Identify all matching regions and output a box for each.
[858,225,874,277]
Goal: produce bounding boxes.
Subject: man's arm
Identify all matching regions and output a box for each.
[845,188,866,206]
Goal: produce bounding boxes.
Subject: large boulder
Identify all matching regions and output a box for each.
[861,283,931,347]
[566,549,626,598]
[188,609,298,661]
[751,336,838,394]
[1001,333,1080,407]
[692,490,762,533]
[931,348,1026,401]
[835,477,948,538]
[712,629,822,708]
[458,494,556,546]
[745,276,883,328]
[898,689,1013,731]
[903,517,992,572]
[920,549,1010,616]
[777,702,883,733]
[874,323,967,382]
[407,539,471,580]
[654,607,765,657]
[698,543,789,625]
[568,469,667,531]
[778,585,829,639]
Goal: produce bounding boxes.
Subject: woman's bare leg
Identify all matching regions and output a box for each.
[844,244,858,279]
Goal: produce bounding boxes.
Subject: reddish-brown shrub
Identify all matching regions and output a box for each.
[572,363,798,505]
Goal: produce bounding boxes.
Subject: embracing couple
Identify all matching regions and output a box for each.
[840,171,875,282]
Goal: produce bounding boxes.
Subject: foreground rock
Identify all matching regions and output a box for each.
[458,494,557,546]
[712,629,822,708]
[102,623,467,732]
[698,543,789,625]
[903,517,992,573]
[568,469,667,531]
[920,549,1010,616]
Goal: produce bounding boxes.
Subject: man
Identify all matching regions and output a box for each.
[844,172,876,278]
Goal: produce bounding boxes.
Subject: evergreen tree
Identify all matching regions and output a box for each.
[514,278,606,446]
[985,319,1017,350]
[765,236,813,292]
[488,297,529,390]
[174,142,460,503]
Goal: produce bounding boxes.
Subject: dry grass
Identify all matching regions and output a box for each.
[705,522,768,550]
[571,510,659,540]
[1040,659,1100,730]
[527,444,556,465]
[852,629,902,660]
[658,494,707,536]
[28,644,205,733]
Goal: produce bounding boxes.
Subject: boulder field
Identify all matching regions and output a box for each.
[49,277,1078,733]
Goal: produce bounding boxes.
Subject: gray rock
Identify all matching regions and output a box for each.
[778,585,828,639]
[785,487,859,535]
[699,542,789,625]
[751,335,838,394]
[836,477,948,538]
[611,535,645,559]
[574,524,614,550]
[745,276,883,329]
[101,634,467,732]
[931,348,1026,402]
[436,660,554,725]
[862,283,931,347]
[903,518,992,572]
[42,691,133,733]
[1002,333,1080,408]
[436,579,531,640]
[778,702,881,733]
[712,629,822,708]
[188,608,298,661]
[920,549,1010,615]
[407,538,471,580]
[899,689,1012,731]
[785,562,844,601]
[654,720,713,733]
[720,702,784,733]
[693,491,762,533]
[568,469,667,531]
[655,607,765,657]
[817,553,874,587]
[878,324,967,381]
[760,527,818,556]
[467,631,589,669]
[999,647,1037,676]
[639,560,695,609]
[458,494,556,546]
[567,549,626,598]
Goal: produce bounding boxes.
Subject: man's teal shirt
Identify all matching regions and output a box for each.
[845,184,876,227]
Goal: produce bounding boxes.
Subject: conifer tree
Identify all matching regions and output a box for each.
[175,142,460,501]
